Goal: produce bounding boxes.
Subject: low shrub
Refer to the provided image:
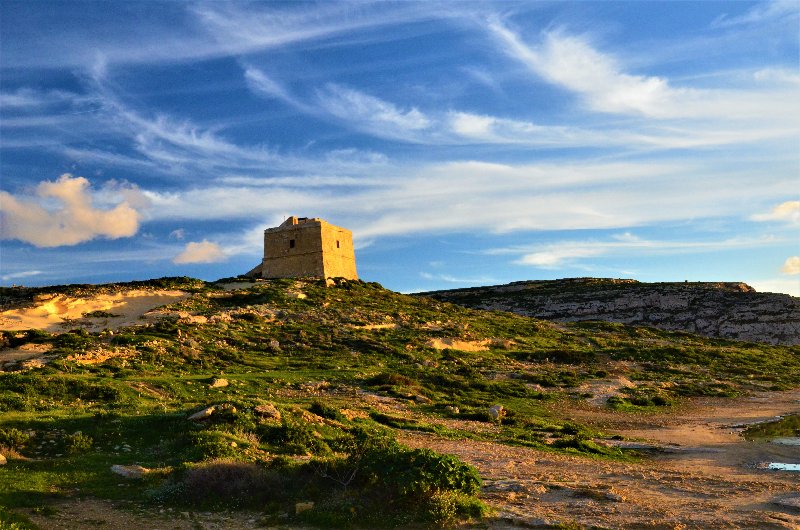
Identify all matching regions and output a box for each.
[0,428,31,450]
[258,418,331,456]
[66,432,93,455]
[308,401,346,422]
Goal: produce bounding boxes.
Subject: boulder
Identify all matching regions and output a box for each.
[111,464,149,479]
[188,405,216,421]
[209,377,229,388]
[295,501,314,514]
[774,495,800,511]
[254,403,281,422]
[489,404,506,422]
[0,454,7,465]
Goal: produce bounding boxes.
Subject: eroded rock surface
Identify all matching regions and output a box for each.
[420,278,800,345]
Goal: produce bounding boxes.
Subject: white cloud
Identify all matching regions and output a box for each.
[135,153,797,244]
[244,67,310,111]
[169,229,186,240]
[316,84,431,139]
[420,272,498,284]
[782,256,800,275]
[172,240,227,264]
[0,88,91,108]
[486,20,800,126]
[748,278,800,297]
[753,68,800,86]
[711,0,799,28]
[0,174,144,247]
[751,200,800,224]
[488,233,786,269]
[0,270,43,282]
[487,22,673,117]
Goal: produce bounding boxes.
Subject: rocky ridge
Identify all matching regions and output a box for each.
[418,278,800,345]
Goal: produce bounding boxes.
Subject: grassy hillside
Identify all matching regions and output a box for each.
[1,277,799,528]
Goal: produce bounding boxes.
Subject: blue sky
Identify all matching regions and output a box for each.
[1,1,798,295]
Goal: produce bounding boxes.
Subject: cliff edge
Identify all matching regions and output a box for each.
[417,278,800,345]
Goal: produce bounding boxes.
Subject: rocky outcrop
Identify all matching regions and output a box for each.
[418,278,800,345]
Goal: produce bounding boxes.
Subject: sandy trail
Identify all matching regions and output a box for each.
[0,290,189,333]
[401,389,800,529]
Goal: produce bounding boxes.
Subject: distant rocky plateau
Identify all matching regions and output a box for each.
[418,278,800,346]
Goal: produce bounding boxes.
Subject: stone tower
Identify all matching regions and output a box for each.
[246,216,358,280]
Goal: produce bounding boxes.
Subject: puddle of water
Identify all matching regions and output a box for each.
[768,463,800,471]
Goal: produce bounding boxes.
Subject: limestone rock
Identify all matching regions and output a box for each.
[254,403,281,422]
[188,405,215,421]
[295,501,314,514]
[111,464,149,479]
[773,495,800,511]
[489,404,505,421]
[420,279,800,345]
[209,377,229,388]
[0,454,6,465]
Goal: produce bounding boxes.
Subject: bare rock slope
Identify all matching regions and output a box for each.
[418,278,800,345]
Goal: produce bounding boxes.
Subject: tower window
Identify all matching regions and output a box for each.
[336,240,340,248]
[289,239,295,249]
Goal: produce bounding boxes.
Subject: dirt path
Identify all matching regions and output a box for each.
[401,389,800,529]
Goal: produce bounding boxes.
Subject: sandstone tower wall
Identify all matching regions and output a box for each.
[320,223,357,279]
[253,216,358,280]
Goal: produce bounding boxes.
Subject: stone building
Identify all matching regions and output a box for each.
[246,216,358,280]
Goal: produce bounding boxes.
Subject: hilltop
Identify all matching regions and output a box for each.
[418,278,800,346]
[1,277,799,529]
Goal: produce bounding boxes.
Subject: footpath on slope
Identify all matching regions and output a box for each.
[401,389,800,529]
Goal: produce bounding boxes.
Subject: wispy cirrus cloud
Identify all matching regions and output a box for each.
[419,272,498,284]
[486,232,787,269]
[485,18,800,129]
[0,270,43,282]
[316,83,431,140]
[711,0,799,28]
[1,2,452,69]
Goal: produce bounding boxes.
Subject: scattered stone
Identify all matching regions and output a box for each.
[254,403,281,422]
[295,501,314,514]
[188,405,216,421]
[414,394,432,404]
[111,464,149,479]
[484,480,527,493]
[605,488,626,502]
[489,404,506,422]
[530,484,548,495]
[445,405,460,415]
[0,454,7,465]
[268,339,281,350]
[209,377,229,388]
